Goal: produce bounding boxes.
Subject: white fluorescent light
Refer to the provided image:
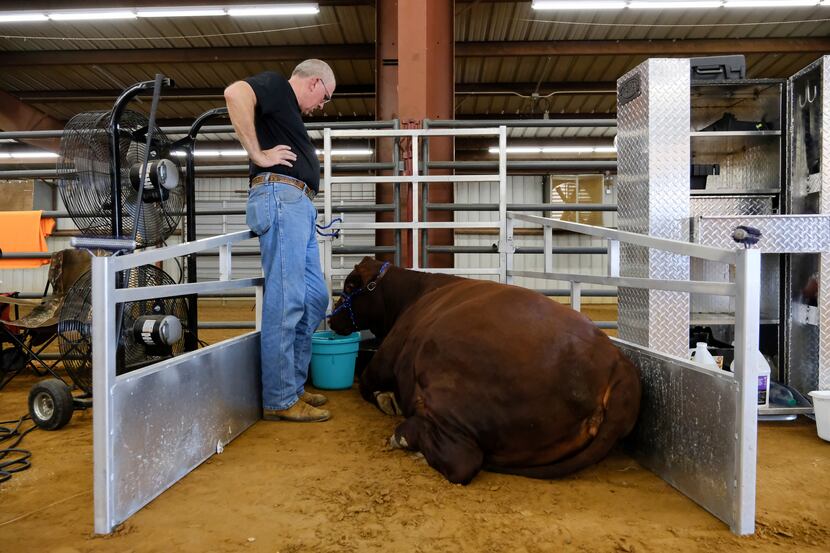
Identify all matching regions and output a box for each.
[137,8,228,18]
[49,10,137,21]
[488,146,616,154]
[533,0,823,8]
[3,4,322,23]
[8,152,59,158]
[171,148,371,158]
[316,149,374,156]
[543,146,597,154]
[543,146,617,154]
[629,1,723,8]
[487,147,543,154]
[0,12,49,22]
[171,149,247,158]
[532,1,628,9]
[725,0,819,6]
[229,4,320,17]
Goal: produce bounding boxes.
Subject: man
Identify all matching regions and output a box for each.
[224,59,335,422]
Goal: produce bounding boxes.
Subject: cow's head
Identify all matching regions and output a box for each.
[329,257,391,335]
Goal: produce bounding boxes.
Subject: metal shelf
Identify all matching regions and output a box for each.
[690,188,780,196]
[758,406,813,416]
[690,130,781,137]
[690,313,780,326]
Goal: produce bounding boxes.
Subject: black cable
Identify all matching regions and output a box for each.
[0,414,37,484]
[115,73,166,357]
[184,327,209,349]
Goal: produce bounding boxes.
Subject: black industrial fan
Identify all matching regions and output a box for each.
[57,264,189,395]
[57,110,184,247]
[26,76,198,431]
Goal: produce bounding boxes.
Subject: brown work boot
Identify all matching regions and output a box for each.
[263,401,331,422]
[299,390,328,407]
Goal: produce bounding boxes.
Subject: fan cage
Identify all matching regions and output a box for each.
[58,264,189,394]
[57,110,184,247]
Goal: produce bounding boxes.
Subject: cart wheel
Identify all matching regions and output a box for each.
[28,378,74,430]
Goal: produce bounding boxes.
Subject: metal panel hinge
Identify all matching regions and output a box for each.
[805,173,822,195]
[793,303,819,326]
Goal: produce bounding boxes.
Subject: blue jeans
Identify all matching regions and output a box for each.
[246,182,328,410]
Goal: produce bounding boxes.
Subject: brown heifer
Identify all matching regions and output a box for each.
[329,257,641,484]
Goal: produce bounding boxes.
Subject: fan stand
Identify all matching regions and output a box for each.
[108,75,173,240]
[31,75,176,431]
[172,106,230,352]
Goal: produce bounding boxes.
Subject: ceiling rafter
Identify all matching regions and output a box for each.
[14,82,618,102]
[2,38,829,67]
[0,90,63,151]
[0,45,374,66]
[16,85,376,101]
[456,38,830,57]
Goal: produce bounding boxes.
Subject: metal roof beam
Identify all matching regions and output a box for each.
[18,85,375,101]
[0,44,374,66]
[457,38,830,57]
[3,37,829,67]
[458,81,615,93]
[155,114,376,126]
[0,90,62,152]
[148,114,612,127]
[16,82,617,101]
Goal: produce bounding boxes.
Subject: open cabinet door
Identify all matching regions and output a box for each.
[785,56,830,395]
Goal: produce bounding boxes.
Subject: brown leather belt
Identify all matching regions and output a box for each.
[250,173,316,201]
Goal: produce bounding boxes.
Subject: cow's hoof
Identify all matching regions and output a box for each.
[389,433,409,449]
[375,391,402,416]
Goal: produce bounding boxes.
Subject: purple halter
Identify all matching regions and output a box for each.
[327,262,391,332]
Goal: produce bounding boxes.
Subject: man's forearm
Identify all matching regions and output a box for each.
[224,81,263,165]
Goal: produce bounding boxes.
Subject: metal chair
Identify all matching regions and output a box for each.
[0,249,92,390]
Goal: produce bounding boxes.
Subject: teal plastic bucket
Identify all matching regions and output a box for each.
[310,331,361,389]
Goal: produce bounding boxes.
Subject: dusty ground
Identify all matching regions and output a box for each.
[1,302,829,553]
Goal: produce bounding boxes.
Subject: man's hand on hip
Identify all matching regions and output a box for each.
[255,145,297,168]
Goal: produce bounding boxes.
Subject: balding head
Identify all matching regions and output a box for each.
[289,59,336,115]
[292,59,335,86]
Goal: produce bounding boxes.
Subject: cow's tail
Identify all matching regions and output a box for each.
[485,358,641,480]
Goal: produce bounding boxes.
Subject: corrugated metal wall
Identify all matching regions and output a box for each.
[2,176,616,305]
[194,177,376,287]
[454,175,616,303]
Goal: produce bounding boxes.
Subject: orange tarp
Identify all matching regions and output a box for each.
[0,211,56,269]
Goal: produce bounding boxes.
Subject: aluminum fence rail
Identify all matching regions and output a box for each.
[506,212,761,536]
[321,126,510,285]
[91,229,264,534]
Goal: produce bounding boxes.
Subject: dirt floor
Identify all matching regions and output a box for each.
[1,302,829,553]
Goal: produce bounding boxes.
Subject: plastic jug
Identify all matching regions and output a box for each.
[769,381,797,407]
[730,351,771,407]
[690,342,718,369]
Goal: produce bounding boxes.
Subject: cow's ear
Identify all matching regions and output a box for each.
[354,262,377,286]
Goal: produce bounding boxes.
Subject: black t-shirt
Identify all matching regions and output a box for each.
[244,71,320,191]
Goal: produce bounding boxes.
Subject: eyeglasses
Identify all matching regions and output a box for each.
[318,78,331,104]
